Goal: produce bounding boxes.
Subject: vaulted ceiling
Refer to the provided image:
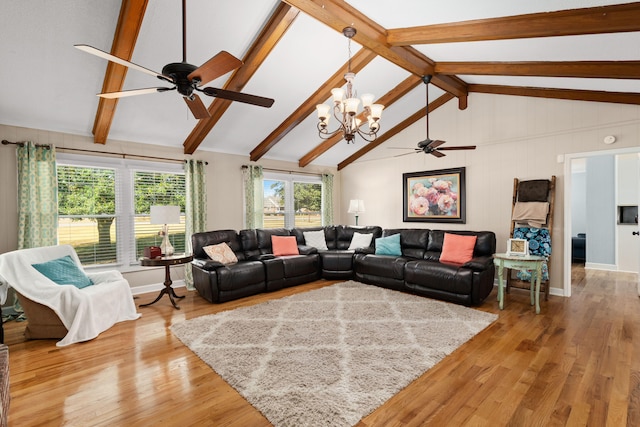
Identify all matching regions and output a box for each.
[2,0,640,169]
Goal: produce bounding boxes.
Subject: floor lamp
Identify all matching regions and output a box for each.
[348,199,365,226]
[150,205,181,256]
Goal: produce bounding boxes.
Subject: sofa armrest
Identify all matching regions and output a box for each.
[297,245,318,255]
[462,255,494,271]
[192,258,225,271]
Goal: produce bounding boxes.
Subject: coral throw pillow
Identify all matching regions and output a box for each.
[203,242,238,265]
[272,235,300,256]
[439,233,477,265]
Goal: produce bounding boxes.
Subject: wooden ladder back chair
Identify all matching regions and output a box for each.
[507,175,556,300]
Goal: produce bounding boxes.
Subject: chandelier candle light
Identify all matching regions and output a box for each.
[150,205,181,256]
[316,27,384,143]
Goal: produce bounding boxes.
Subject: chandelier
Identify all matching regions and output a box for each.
[315,27,384,143]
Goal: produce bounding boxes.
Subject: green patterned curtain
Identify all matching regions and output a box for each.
[184,160,207,290]
[243,165,263,229]
[17,142,58,249]
[322,173,334,225]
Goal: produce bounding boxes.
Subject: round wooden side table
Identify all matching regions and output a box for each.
[139,254,193,309]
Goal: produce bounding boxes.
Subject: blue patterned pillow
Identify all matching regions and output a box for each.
[513,227,551,281]
[375,233,402,256]
[32,255,94,289]
[513,227,551,256]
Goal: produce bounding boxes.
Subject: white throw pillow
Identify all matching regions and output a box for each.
[303,230,328,250]
[347,232,373,250]
[203,242,238,265]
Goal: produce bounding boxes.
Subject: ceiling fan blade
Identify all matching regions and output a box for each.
[74,44,170,82]
[188,51,243,86]
[438,145,477,151]
[201,87,274,108]
[184,94,211,120]
[387,147,418,150]
[393,151,420,158]
[97,87,174,99]
[429,140,446,149]
[431,150,446,158]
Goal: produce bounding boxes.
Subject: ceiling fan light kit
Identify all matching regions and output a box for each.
[316,27,384,143]
[74,0,274,120]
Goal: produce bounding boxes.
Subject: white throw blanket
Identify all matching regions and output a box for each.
[0,245,141,347]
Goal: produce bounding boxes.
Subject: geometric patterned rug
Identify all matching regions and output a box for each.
[171,281,497,427]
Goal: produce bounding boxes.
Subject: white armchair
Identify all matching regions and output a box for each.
[0,245,140,346]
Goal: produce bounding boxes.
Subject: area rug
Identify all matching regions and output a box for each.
[171,281,497,427]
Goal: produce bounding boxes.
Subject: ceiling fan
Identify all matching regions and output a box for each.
[391,75,476,158]
[74,0,274,120]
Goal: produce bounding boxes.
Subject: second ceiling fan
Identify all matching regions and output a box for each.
[393,75,476,158]
[75,0,274,120]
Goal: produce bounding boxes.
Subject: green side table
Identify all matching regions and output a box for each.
[494,253,547,314]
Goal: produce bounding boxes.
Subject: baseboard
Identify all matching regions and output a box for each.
[585,262,618,271]
[493,278,567,297]
[130,280,186,296]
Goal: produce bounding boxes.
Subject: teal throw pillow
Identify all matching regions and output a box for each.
[375,233,402,256]
[32,255,94,289]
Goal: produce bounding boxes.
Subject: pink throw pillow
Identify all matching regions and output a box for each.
[439,233,477,265]
[271,235,299,256]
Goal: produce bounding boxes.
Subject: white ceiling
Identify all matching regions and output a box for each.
[1,0,639,167]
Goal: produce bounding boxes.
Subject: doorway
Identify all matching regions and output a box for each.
[564,146,640,297]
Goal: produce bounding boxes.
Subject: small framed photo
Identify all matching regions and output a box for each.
[507,238,529,256]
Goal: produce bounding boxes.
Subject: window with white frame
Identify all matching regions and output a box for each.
[262,172,323,229]
[56,154,185,268]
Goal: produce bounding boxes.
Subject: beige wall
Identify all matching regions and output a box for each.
[0,124,339,289]
[340,93,640,294]
[3,93,639,294]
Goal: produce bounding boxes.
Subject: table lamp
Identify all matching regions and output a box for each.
[348,199,365,226]
[150,205,181,256]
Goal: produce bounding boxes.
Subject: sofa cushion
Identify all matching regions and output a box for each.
[440,233,477,265]
[272,236,300,256]
[203,242,238,265]
[192,229,245,261]
[257,228,290,254]
[375,233,402,256]
[348,232,374,250]
[303,230,328,250]
[32,255,94,289]
[336,226,381,250]
[383,229,429,259]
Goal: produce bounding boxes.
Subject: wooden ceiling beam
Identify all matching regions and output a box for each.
[298,75,423,167]
[435,61,640,79]
[387,3,640,45]
[338,93,455,170]
[283,0,467,98]
[468,84,640,105]
[183,3,299,154]
[249,49,377,162]
[92,0,149,144]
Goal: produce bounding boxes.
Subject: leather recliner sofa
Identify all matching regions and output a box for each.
[353,229,496,306]
[191,225,495,307]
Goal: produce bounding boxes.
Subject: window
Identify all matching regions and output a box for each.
[263,172,323,229]
[57,154,185,268]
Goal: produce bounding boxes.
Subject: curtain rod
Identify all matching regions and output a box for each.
[2,139,207,165]
[241,165,323,177]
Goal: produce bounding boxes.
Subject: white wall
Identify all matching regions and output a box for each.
[585,156,616,267]
[0,124,339,290]
[340,93,640,294]
[570,159,587,236]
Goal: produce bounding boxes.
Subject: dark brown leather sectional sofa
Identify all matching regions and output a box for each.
[191,225,496,306]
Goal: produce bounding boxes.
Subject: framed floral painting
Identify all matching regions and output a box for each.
[403,167,466,223]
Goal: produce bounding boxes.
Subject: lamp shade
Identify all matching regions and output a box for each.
[347,199,365,214]
[150,205,181,225]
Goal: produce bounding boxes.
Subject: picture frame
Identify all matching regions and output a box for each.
[507,238,529,256]
[403,167,466,223]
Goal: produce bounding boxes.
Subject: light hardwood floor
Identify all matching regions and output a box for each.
[4,267,640,426]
